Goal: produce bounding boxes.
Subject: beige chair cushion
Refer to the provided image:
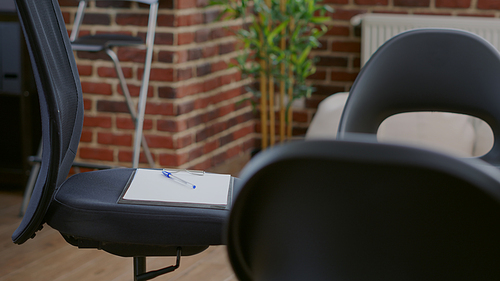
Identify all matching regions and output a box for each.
[306,93,493,157]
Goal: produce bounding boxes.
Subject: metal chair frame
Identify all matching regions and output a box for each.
[70,0,158,168]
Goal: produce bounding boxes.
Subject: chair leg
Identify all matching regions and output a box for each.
[19,142,42,217]
[134,257,147,281]
[133,248,181,281]
[104,48,155,168]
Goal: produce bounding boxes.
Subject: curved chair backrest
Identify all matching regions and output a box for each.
[228,140,500,281]
[338,28,500,165]
[12,0,84,244]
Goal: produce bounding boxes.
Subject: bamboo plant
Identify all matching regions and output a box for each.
[211,0,331,149]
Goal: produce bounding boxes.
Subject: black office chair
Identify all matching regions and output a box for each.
[227,139,500,280]
[338,28,500,166]
[12,1,238,280]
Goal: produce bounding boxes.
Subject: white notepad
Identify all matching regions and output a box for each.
[119,169,233,209]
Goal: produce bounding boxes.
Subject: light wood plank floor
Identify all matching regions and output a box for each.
[0,153,250,281]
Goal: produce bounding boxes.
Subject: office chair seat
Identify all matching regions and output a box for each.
[46,168,242,257]
[71,34,144,52]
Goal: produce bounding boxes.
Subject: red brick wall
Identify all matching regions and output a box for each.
[59,0,254,169]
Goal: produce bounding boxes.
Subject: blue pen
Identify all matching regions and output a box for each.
[162,169,196,189]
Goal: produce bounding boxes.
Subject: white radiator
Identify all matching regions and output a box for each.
[351,14,500,66]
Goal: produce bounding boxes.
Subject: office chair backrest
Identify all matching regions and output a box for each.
[12,0,84,244]
[227,140,500,281]
[338,28,500,165]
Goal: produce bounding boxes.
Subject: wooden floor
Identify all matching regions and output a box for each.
[0,153,250,281]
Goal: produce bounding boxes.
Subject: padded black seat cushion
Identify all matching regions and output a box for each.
[46,168,240,255]
[71,34,143,51]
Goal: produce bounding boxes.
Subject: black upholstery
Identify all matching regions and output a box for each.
[228,140,500,280]
[13,0,238,262]
[338,28,500,166]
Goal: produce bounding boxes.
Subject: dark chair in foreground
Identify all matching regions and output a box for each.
[338,28,500,166]
[227,140,500,280]
[13,1,237,280]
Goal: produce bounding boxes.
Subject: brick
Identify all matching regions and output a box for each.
[98,132,133,146]
[144,134,174,148]
[197,0,209,7]
[233,125,253,140]
[176,13,203,26]
[211,27,226,39]
[117,84,154,98]
[204,77,221,92]
[219,42,235,54]
[97,100,129,113]
[197,63,211,77]
[83,115,112,128]
[177,101,195,115]
[116,117,153,130]
[158,51,174,63]
[80,129,93,142]
[83,98,92,110]
[355,0,388,4]
[204,10,219,24]
[188,146,204,162]
[188,48,203,61]
[175,134,193,149]
[157,119,188,132]
[176,0,196,9]
[177,50,188,63]
[293,110,309,123]
[116,14,149,26]
[330,9,367,20]
[316,56,348,67]
[436,0,471,8]
[81,82,112,95]
[203,140,219,154]
[332,41,361,53]
[178,32,195,45]
[220,133,233,146]
[477,0,500,9]
[195,28,211,42]
[203,45,219,58]
[82,13,110,25]
[331,71,359,81]
[211,60,228,72]
[145,102,175,115]
[326,26,350,37]
[308,70,327,80]
[155,33,174,45]
[394,0,430,6]
[159,152,188,166]
[157,14,175,27]
[118,150,154,164]
[77,64,92,76]
[79,147,114,161]
[313,85,346,96]
[97,66,133,78]
[117,48,146,63]
[141,68,174,82]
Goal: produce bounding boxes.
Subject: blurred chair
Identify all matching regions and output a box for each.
[13,1,237,280]
[71,0,158,168]
[338,28,500,166]
[227,139,500,280]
